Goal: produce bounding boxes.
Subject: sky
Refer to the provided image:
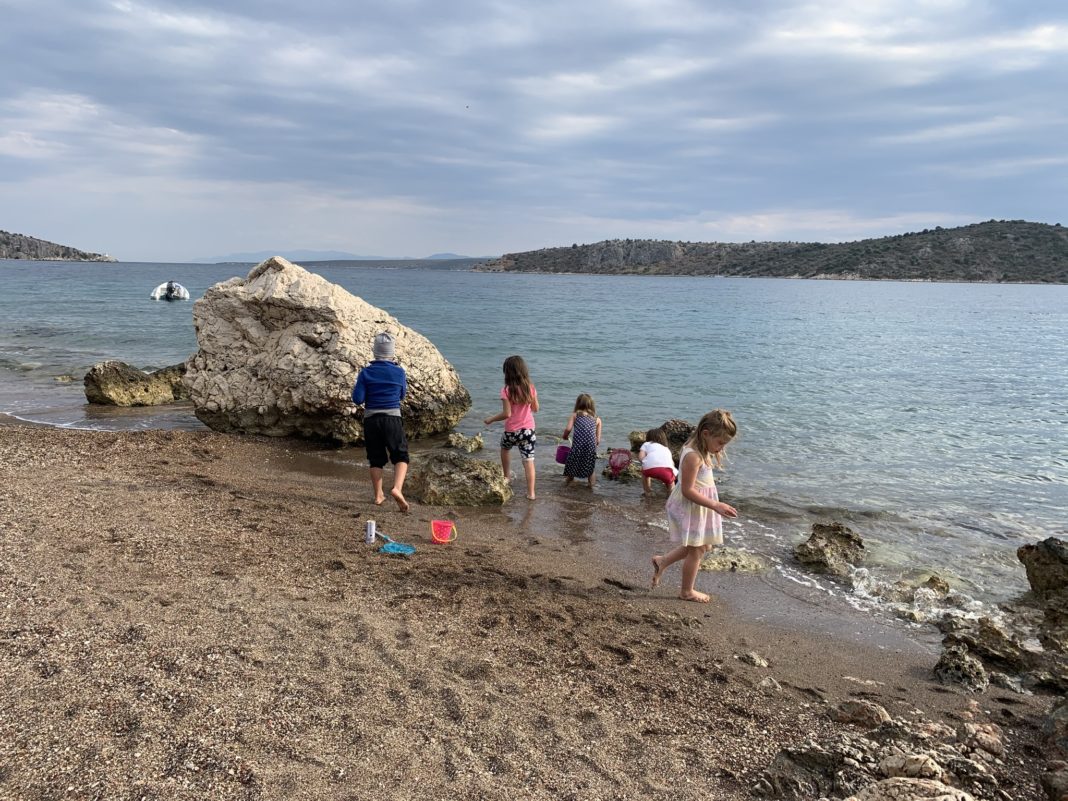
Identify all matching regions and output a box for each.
[1,0,1066,262]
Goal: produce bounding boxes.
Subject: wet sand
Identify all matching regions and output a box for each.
[0,422,1053,799]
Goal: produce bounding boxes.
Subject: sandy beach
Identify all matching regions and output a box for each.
[0,421,1056,800]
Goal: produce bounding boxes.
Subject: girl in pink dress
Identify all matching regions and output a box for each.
[651,410,739,603]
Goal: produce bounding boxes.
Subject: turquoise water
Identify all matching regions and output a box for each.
[2,259,1066,604]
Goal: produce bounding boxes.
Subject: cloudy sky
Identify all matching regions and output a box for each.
[1,0,1066,261]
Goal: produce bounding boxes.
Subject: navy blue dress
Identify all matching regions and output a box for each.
[564,415,598,478]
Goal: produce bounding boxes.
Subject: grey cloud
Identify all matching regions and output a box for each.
[1,0,1066,259]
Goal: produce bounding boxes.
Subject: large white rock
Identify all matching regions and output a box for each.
[183,257,470,442]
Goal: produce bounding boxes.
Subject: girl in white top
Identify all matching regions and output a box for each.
[651,410,739,603]
[638,427,677,495]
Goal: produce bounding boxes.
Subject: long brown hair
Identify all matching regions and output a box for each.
[573,393,596,416]
[503,355,533,405]
[687,409,737,468]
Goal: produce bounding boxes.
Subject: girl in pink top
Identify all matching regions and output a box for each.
[483,355,539,499]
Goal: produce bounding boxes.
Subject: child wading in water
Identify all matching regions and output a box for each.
[484,355,539,500]
[639,427,677,495]
[351,332,410,512]
[651,410,738,602]
[562,393,602,488]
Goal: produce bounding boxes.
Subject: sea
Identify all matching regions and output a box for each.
[1,258,1066,631]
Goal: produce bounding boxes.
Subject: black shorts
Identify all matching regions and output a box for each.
[363,414,409,468]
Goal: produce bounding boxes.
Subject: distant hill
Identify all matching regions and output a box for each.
[192,249,487,263]
[477,221,1068,283]
[0,230,115,262]
[190,249,395,263]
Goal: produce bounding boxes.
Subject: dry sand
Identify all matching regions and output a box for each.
[0,423,1054,800]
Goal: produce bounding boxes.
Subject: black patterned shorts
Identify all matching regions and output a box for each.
[500,428,536,460]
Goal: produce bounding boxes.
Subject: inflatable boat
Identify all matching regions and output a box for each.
[150,281,190,301]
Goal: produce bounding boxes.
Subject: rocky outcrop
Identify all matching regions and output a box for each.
[1041,765,1068,801]
[406,451,512,506]
[832,700,892,730]
[933,643,989,693]
[84,361,189,406]
[0,229,115,261]
[846,778,976,800]
[1018,537,1068,599]
[757,706,1007,800]
[627,419,694,462]
[183,257,470,443]
[938,616,1034,674]
[1019,538,1068,653]
[794,522,864,577]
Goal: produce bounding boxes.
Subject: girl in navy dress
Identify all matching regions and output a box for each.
[562,393,602,488]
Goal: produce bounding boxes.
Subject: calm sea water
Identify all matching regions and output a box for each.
[2,259,1066,609]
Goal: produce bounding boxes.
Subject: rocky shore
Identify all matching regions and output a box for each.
[0,422,1061,800]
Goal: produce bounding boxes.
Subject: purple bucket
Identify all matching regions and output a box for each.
[555,445,571,464]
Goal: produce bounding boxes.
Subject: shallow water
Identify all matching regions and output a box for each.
[2,258,1066,620]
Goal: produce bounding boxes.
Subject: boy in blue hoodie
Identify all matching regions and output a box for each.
[352,332,410,511]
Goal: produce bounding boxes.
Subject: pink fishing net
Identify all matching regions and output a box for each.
[608,448,632,478]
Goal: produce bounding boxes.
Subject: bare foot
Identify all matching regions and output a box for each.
[679,590,710,603]
[526,494,536,500]
[390,488,410,513]
[374,495,386,506]
[650,556,664,589]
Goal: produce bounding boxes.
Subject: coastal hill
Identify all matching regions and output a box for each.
[478,220,1068,283]
[0,229,115,262]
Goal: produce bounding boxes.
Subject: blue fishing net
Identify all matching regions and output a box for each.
[379,541,415,556]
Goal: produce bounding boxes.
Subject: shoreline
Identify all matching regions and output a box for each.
[471,265,1066,285]
[0,425,1056,798]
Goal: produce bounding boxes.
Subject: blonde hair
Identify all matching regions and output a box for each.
[503,355,533,405]
[687,409,737,468]
[574,393,596,416]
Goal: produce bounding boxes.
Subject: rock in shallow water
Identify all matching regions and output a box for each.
[183,257,470,442]
[406,451,512,506]
[795,522,865,577]
[84,360,188,406]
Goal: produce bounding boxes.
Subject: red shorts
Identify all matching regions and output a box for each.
[642,467,675,487]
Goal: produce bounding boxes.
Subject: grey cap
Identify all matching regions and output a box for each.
[372,332,396,361]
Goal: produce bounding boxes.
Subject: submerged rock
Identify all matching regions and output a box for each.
[84,360,188,406]
[406,451,511,506]
[445,432,483,453]
[795,522,864,577]
[183,257,470,442]
[701,547,770,573]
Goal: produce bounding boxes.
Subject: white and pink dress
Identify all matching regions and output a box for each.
[664,445,723,547]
